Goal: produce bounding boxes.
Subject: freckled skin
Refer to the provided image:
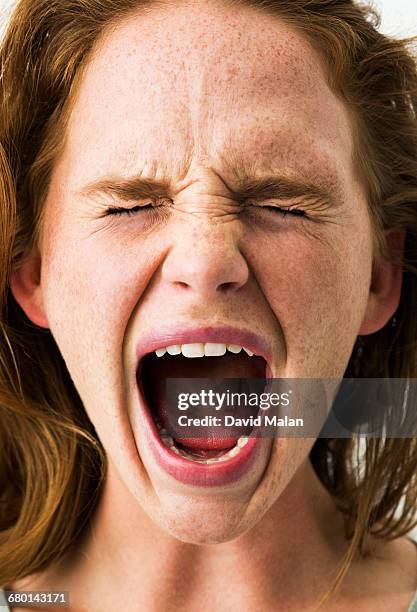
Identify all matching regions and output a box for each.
[40,0,373,539]
[16,1,409,608]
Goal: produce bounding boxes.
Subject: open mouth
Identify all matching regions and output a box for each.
[137,342,268,465]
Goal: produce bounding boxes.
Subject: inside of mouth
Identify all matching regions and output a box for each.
[138,351,267,461]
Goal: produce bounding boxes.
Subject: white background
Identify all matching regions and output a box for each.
[0,0,417,39]
[374,0,417,37]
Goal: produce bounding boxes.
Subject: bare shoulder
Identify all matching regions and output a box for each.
[323,536,417,612]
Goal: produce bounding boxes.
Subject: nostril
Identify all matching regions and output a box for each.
[171,279,241,293]
[218,281,241,293]
[174,281,191,290]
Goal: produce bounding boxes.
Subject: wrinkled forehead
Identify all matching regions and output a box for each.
[61,0,354,190]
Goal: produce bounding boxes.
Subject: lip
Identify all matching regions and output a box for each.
[136,382,270,487]
[135,324,273,487]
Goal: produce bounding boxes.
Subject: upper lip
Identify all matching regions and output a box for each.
[135,324,273,376]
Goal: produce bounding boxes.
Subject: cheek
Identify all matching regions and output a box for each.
[40,219,160,408]
[247,225,372,375]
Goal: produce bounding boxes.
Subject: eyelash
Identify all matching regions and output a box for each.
[105,203,155,216]
[261,205,306,218]
[105,203,307,218]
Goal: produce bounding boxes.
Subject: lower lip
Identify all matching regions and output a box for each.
[136,383,265,487]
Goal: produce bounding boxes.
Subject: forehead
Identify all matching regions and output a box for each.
[62,0,354,190]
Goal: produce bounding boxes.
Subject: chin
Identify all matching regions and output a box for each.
[133,474,271,545]
[143,491,263,544]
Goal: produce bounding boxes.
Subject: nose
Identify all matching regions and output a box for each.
[161,223,249,297]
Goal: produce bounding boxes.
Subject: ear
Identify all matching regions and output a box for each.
[9,247,49,329]
[358,229,405,335]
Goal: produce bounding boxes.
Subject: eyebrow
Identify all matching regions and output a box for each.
[78,171,336,207]
[78,176,172,201]
[232,174,335,206]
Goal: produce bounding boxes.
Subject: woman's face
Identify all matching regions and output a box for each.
[12,1,401,543]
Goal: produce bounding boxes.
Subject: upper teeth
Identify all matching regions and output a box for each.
[154,343,255,358]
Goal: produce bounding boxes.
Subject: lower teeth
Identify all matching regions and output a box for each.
[156,423,249,463]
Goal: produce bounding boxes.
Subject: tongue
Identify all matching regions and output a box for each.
[141,352,266,451]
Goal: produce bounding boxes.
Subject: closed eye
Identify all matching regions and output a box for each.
[103,201,307,219]
[259,204,307,218]
[105,203,154,216]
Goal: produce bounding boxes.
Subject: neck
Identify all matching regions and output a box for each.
[30,457,349,610]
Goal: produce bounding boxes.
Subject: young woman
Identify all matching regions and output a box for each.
[1,0,417,609]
